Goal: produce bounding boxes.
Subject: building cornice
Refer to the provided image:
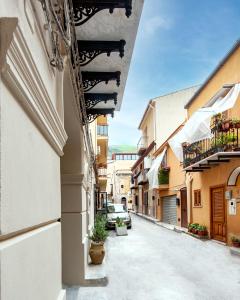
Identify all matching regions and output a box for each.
[0,18,68,156]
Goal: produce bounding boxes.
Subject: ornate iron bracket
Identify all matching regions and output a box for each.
[78,40,126,66]
[72,0,132,26]
[82,71,121,92]
[86,108,115,123]
[84,93,118,109]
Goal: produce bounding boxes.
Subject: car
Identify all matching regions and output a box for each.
[106,203,132,229]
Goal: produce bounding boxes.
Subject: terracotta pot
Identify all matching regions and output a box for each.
[192,228,198,234]
[232,241,240,248]
[198,230,208,237]
[222,121,230,130]
[89,242,105,265]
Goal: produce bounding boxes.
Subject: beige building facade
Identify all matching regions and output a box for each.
[132,86,199,219]
[0,1,143,299]
[107,153,138,208]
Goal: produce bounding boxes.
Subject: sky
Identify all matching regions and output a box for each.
[108,0,240,146]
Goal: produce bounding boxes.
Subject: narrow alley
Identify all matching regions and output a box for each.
[67,215,240,300]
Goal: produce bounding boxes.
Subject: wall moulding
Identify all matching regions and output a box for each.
[1,20,68,156]
[61,173,88,190]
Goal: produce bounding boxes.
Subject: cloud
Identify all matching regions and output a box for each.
[143,16,172,36]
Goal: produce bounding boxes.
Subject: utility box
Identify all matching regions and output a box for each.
[229,198,237,215]
[225,190,232,200]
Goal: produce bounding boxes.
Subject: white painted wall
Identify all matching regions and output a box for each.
[155,86,199,148]
[0,223,65,300]
[1,82,61,234]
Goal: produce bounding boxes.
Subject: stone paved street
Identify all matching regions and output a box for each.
[67,214,240,300]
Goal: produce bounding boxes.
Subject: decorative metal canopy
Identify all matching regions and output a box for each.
[82,71,121,92]
[84,93,118,109]
[73,0,132,26]
[86,108,115,123]
[78,40,126,66]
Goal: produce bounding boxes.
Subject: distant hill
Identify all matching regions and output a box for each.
[108,145,137,157]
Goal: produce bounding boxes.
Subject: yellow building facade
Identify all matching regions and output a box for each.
[183,42,240,244]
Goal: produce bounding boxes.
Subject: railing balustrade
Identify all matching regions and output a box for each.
[183,119,240,168]
[97,125,108,136]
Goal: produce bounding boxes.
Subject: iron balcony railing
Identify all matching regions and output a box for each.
[183,119,240,168]
[98,167,107,177]
[137,170,148,185]
[97,125,108,136]
[137,136,148,153]
[158,168,170,185]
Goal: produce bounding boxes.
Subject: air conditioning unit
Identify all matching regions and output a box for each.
[144,156,152,169]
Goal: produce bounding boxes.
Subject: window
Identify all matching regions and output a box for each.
[194,190,201,207]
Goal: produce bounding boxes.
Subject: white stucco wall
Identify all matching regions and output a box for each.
[155,86,199,148]
[1,82,61,234]
[0,223,65,300]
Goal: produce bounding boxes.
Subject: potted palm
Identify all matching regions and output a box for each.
[89,214,108,265]
[115,217,128,236]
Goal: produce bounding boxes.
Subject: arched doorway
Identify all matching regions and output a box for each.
[227,166,240,186]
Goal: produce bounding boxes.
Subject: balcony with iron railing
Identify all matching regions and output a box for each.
[98,167,107,178]
[158,167,170,189]
[137,170,148,185]
[137,136,148,155]
[97,125,108,138]
[183,118,240,172]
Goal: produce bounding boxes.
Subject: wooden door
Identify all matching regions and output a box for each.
[181,188,188,228]
[211,187,226,242]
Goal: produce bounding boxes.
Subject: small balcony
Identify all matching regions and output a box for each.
[183,119,240,172]
[130,176,138,190]
[158,168,169,190]
[137,136,148,155]
[97,125,108,138]
[98,167,107,178]
[137,171,148,185]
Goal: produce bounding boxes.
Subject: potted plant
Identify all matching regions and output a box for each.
[115,217,128,236]
[197,225,208,237]
[191,223,199,234]
[89,214,108,264]
[232,118,240,129]
[221,119,230,131]
[188,223,193,233]
[231,236,240,248]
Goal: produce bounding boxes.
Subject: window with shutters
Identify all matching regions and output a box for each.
[193,190,202,207]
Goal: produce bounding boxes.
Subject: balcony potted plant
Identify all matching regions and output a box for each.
[115,217,128,236]
[231,236,240,248]
[89,214,108,265]
[232,118,240,129]
[197,225,208,237]
[158,167,170,185]
[221,119,231,131]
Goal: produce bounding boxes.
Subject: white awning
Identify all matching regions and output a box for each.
[169,83,240,161]
[147,148,167,189]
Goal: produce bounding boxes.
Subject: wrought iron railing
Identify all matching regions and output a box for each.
[137,136,148,153]
[183,119,240,168]
[98,167,107,176]
[40,0,95,168]
[158,168,169,185]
